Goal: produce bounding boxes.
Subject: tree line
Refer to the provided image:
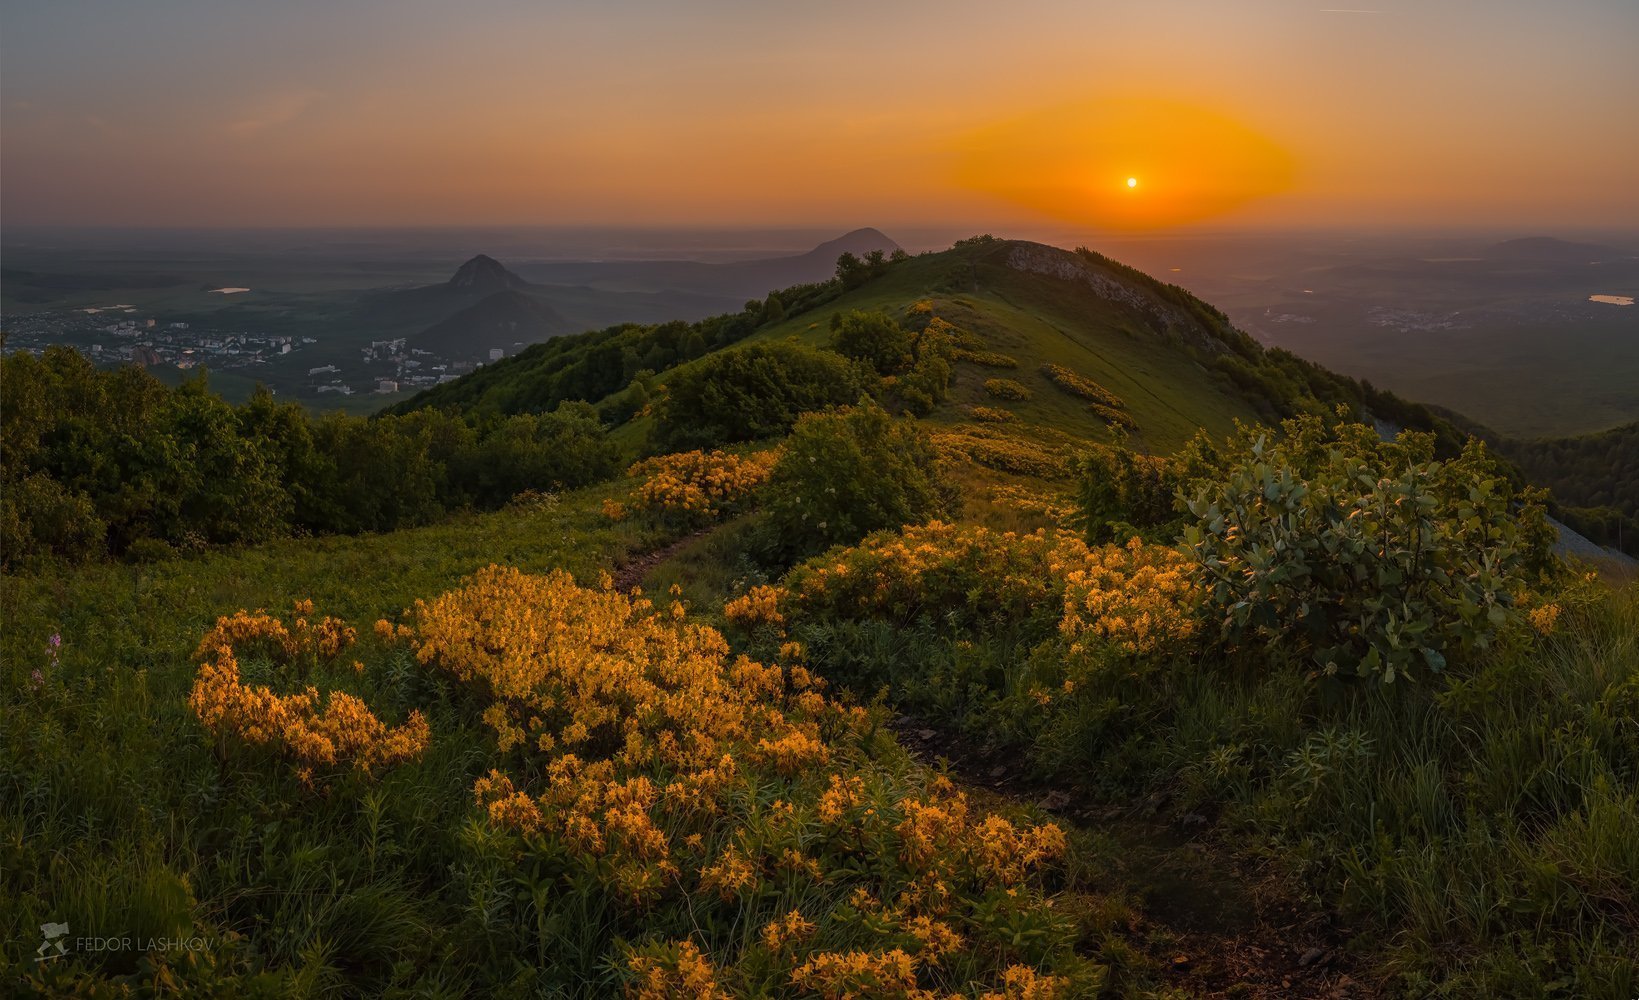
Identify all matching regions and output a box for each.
[1,347,619,566]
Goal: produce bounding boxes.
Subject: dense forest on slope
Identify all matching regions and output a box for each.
[0,348,619,565]
[1498,421,1639,553]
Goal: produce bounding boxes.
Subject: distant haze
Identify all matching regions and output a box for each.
[2,1,1636,231]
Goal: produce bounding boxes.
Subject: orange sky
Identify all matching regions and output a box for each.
[2,1,1636,231]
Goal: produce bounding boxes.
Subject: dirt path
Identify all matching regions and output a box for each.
[611,529,714,592]
[889,717,1381,1000]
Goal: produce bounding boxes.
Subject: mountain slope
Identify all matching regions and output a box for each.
[446,253,532,294]
[351,254,538,331]
[412,288,573,360]
[396,236,1446,460]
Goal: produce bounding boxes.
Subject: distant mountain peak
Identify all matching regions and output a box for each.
[808,228,902,260]
[448,254,529,293]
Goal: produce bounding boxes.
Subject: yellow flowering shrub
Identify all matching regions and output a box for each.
[979,967,1071,1000]
[930,428,1072,481]
[763,522,1100,635]
[1059,537,1201,657]
[989,484,1075,522]
[953,348,1021,369]
[622,447,778,522]
[1038,364,1136,431]
[626,940,728,1000]
[761,909,817,953]
[370,564,1091,996]
[789,949,919,999]
[970,406,1015,423]
[982,378,1032,402]
[188,603,429,779]
[723,584,785,631]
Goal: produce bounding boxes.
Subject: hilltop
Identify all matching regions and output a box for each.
[396,235,1450,457]
[445,252,533,294]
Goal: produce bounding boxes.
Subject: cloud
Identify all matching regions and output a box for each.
[227,90,324,136]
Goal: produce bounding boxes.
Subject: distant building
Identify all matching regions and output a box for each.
[488,348,504,361]
[376,379,399,393]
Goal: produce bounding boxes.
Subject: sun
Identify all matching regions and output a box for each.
[1127,177,1138,189]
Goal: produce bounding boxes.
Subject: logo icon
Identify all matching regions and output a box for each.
[37,922,69,961]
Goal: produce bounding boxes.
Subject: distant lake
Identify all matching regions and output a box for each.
[209,287,250,295]
[1588,294,1634,306]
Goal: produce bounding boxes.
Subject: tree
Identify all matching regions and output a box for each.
[829,310,913,375]
[651,342,873,450]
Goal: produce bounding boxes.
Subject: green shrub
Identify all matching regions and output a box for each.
[759,400,955,560]
[452,403,621,507]
[1181,417,1555,683]
[1071,444,1181,542]
[0,472,106,565]
[829,309,913,375]
[651,341,872,450]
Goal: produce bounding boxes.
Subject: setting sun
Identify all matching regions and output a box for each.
[1127,177,1138,188]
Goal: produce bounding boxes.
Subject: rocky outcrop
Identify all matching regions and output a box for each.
[1003,243,1230,355]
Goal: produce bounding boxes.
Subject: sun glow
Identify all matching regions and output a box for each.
[954,98,1296,229]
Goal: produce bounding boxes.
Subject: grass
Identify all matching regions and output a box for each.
[768,547,1639,997]
[0,483,660,990]
[612,241,1266,459]
[6,241,1635,996]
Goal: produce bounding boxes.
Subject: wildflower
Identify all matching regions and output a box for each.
[188,604,428,780]
[626,940,727,1000]
[761,909,816,952]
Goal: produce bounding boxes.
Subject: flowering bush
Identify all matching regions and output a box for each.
[1038,364,1136,430]
[188,601,429,781]
[970,406,1015,423]
[1037,364,1121,409]
[762,521,1087,636]
[1059,537,1200,658]
[623,447,778,524]
[952,349,1020,369]
[368,564,1091,996]
[988,485,1075,523]
[982,378,1032,401]
[737,521,1200,671]
[930,428,1072,481]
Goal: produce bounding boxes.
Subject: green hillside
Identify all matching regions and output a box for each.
[396,237,1461,466]
[5,238,1636,998]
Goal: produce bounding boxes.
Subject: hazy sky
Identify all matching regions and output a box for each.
[2,0,1635,231]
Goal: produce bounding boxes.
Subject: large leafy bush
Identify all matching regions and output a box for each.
[759,401,955,560]
[1180,417,1553,682]
[650,341,872,450]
